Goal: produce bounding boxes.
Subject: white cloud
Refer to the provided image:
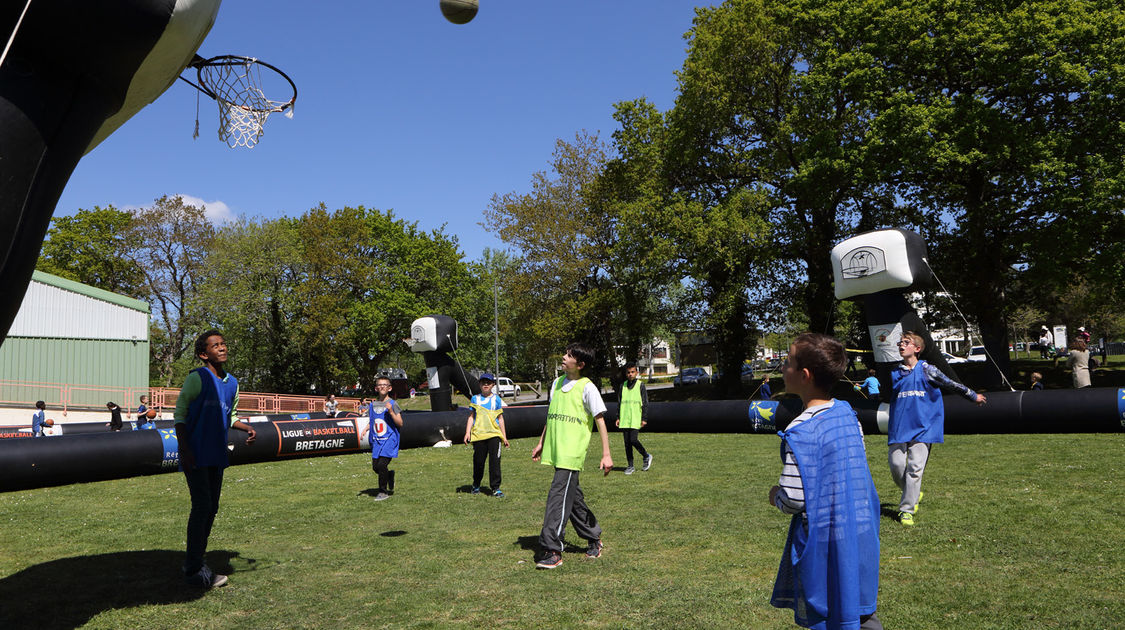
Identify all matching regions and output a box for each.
[175,194,235,224]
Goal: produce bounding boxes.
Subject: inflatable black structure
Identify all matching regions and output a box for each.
[0,0,222,347]
[408,315,481,411]
[4,387,1121,493]
[831,229,962,387]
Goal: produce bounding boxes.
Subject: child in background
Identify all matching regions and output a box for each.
[359,377,403,501]
[758,375,773,400]
[463,373,510,496]
[1030,372,1044,391]
[174,330,257,588]
[856,368,881,403]
[615,362,652,475]
[531,343,613,569]
[31,401,48,437]
[769,333,882,630]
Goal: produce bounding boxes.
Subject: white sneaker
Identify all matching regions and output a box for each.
[624,466,635,475]
[642,454,653,471]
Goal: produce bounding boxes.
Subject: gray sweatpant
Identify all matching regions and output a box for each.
[888,441,931,514]
[539,467,601,553]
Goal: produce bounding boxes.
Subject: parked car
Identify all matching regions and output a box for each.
[966,346,987,362]
[673,367,711,387]
[739,364,758,384]
[495,377,521,398]
[941,351,968,365]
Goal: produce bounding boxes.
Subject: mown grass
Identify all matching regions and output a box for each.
[1,432,1122,629]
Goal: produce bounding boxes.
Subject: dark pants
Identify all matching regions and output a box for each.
[539,468,601,553]
[183,465,223,575]
[472,437,502,489]
[372,456,393,492]
[622,428,648,466]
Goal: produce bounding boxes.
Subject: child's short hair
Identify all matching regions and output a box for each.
[867,368,877,376]
[140,395,148,403]
[789,333,847,392]
[375,376,392,385]
[565,342,595,374]
[623,361,638,370]
[194,329,224,358]
[901,331,926,352]
[1031,371,1043,380]
[35,400,45,410]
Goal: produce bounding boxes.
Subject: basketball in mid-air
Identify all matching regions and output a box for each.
[440,0,478,25]
[146,408,157,419]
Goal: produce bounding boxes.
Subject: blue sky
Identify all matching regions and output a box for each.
[56,0,711,261]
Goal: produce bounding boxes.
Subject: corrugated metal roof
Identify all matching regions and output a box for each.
[8,274,149,341]
[31,271,149,312]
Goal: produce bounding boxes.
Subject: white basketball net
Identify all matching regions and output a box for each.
[201,57,294,149]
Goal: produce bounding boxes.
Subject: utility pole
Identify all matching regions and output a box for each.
[493,277,500,376]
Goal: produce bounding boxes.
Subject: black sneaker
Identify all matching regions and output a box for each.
[585,540,604,559]
[535,552,563,569]
[185,565,228,588]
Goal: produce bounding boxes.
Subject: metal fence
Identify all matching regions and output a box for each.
[0,379,368,415]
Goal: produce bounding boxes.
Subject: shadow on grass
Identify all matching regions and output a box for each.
[514,535,587,555]
[880,502,903,520]
[0,549,253,629]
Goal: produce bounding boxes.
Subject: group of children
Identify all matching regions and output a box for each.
[170,325,985,630]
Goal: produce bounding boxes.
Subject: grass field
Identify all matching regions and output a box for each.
[2,432,1122,629]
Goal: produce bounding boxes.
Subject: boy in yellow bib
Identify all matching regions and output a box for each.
[463,373,510,496]
[531,343,613,569]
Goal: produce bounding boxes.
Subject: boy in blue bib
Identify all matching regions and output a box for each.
[769,333,882,630]
[888,332,986,526]
[174,330,257,589]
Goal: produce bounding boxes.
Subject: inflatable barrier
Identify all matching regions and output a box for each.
[1,389,1121,492]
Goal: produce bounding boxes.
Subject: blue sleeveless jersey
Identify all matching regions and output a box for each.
[183,367,239,469]
[888,360,944,444]
[368,401,401,458]
[771,400,880,630]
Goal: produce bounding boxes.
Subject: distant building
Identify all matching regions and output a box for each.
[0,271,149,408]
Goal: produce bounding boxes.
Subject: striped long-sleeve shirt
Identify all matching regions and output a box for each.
[773,401,867,515]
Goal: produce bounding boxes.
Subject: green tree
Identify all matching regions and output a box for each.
[36,206,144,295]
[865,0,1125,384]
[668,0,902,340]
[127,195,214,386]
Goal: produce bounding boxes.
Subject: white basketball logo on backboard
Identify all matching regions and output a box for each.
[842,247,887,279]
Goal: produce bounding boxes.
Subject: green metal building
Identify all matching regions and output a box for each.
[0,271,150,409]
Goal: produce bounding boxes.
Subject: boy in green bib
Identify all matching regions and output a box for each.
[615,362,652,474]
[531,342,613,569]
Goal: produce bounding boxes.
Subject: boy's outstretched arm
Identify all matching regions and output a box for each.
[594,413,612,475]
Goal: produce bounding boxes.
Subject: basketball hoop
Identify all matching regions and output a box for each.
[183,55,297,148]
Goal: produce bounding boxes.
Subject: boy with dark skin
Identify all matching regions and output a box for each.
[175,331,257,588]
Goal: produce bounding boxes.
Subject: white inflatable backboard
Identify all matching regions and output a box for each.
[832,230,922,299]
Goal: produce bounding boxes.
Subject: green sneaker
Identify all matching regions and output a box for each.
[899,511,915,526]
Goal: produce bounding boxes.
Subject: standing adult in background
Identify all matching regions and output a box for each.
[1038,327,1053,359]
[1067,340,1092,389]
[106,402,124,431]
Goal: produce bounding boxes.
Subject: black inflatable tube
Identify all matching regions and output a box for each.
[2,389,1120,492]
